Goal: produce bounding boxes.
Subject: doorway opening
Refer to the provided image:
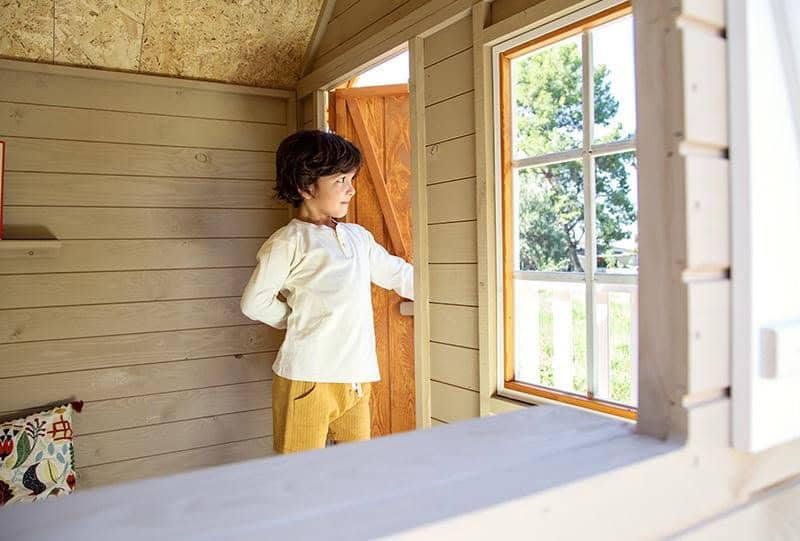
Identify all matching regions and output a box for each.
[321,49,416,439]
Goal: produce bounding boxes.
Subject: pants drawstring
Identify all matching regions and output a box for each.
[351,382,363,398]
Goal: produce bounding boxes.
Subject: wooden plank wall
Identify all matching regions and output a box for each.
[311,0,430,73]
[0,60,292,489]
[422,15,481,425]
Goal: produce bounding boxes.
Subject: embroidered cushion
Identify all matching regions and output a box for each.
[0,401,82,506]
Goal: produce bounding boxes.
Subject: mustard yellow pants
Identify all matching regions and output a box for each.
[272,372,372,454]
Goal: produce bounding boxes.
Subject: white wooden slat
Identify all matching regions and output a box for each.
[681,0,725,30]
[685,156,729,270]
[513,280,540,385]
[682,29,727,148]
[687,281,730,393]
[552,289,574,391]
[595,289,610,398]
[0,325,281,379]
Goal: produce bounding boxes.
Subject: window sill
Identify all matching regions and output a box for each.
[491,389,638,422]
[3,404,679,539]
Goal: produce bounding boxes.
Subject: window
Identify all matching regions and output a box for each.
[493,1,638,419]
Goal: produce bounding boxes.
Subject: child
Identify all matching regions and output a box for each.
[240,129,414,455]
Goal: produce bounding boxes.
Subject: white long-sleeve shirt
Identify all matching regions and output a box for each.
[240,217,414,383]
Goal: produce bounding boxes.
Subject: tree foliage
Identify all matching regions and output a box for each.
[513,42,636,272]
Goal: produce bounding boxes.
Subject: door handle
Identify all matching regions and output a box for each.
[400,301,413,317]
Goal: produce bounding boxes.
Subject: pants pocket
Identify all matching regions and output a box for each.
[292,380,317,402]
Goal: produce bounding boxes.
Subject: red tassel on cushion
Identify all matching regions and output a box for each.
[70,400,84,413]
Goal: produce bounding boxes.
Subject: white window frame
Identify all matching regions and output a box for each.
[491,0,638,414]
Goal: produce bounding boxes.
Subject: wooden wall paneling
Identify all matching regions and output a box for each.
[75,409,273,468]
[0,61,290,487]
[430,341,480,391]
[423,15,472,67]
[428,221,477,263]
[424,48,474,106]
[424,91,475,145]
[426,134,477,185]
[429,303,479,349]
[0,352,276,413]
[1,137,276,180]
[430,380,480,422]
[72,382,272,435]
[0,102,285,151]
[0,60,289,123]
[427,177,477,223]
[0,298,252,344]
[3,207,287,240]
[4,174,281,209]
[0,268,254,309]
[429,263,479,306]
[0,326,281,379]
[297,0,475,98]
[78,437,275,489]
[0,239,265,274]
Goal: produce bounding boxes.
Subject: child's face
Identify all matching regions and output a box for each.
[300,168,357,218]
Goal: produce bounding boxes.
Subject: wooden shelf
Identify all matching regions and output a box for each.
[0,239,62,259]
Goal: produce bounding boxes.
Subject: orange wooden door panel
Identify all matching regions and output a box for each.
[329,85,414,436]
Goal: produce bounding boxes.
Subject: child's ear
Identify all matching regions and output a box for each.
[299,182,318,200]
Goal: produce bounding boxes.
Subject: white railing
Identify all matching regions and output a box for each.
[513,279,638,406]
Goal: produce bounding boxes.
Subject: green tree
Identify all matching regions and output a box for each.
[514,42,636,272]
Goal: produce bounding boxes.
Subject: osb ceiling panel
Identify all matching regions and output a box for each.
[0,0,325,89]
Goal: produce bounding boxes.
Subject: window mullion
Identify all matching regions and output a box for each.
[582,30,597,399]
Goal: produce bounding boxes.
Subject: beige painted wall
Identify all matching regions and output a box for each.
[423,14,482,425]
[0,59,294,489]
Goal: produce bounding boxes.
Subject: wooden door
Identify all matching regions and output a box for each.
[328,84,414,437]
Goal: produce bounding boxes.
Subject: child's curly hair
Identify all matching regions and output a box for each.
[274,130,362,208]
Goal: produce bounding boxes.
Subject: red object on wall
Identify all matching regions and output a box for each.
[0,140,5,239]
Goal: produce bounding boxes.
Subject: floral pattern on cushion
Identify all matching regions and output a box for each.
[0,401,82,507]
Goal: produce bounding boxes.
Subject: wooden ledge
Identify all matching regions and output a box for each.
[1,405,677,539]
